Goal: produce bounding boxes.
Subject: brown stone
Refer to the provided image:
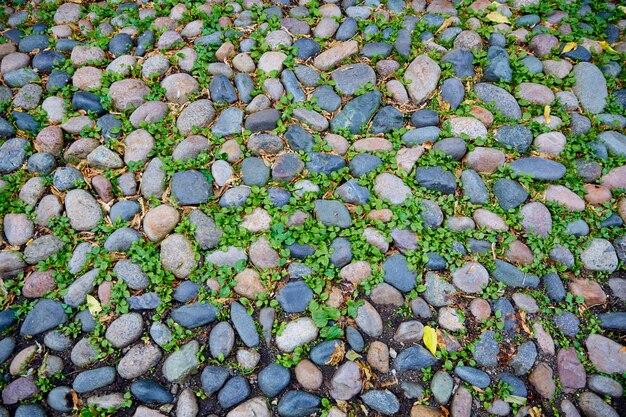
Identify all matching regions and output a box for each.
[295,359,323,390]
[504,239,534,265]
[367,341,389,373]
[529,362,555,399]
[569,278,607,306]
[23,270,55,298]
[583,184,612,205]
[233,269,265,299]
[469,105,493,126]
[470,298,491,321]
[557,348,586,393]
[464,147,505,173]
[35,126,64,156]
[92,175,114,203]
[411,405,445,417]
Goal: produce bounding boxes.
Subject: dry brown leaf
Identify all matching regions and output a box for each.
[326,341,346,366]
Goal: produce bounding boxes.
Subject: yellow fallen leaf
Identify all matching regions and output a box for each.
[544,105,551,125]
[619,5,626,14]
[486,11,509,24]
[599,41,616,53]
[345,350,362,361]
[561,42,578,53]
[86,294,102,315]
[423,326,438,356]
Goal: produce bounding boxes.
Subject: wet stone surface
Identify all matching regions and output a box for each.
[0,1,625,417]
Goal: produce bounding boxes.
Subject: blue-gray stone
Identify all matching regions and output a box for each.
[498,373,527,397]
[383,253,417,292]
[361,390,400,415]
[307,152,346,175]
[311,85,341,112]
[170,303,217,328]
[542,273,565,302]
[286,243,315,259]
[293,38,320,60]
[554,311,580,337]
[510,341,537,375]
[493,298,517,334]
[432,137,467,160]
[47,386,72,412]
[330,237,352,268]
[27,153,56,175]
[258,364,291,397]
[201,366,230,395]
[411,109,440,127]
[474,331,499,368]
[484,46,512,82]
[0,117,15,138]
[404,125,441,145]
[277,391,321,417]
[130,380,173,404]
[455,366,490,388]
[5,68,39,88]
[12,111,40,133]
[219,186,251,208]
[73,367,116,393]
[336,18,358,41]
[371,106,404,134]
[314,200,351,228]
[19,34,50,53]
[277,281,313,313]
[20,299,67,336]
[346,326,364,352]
[521,56,543,74]
[210,74,238,104]
[510,157,566,181]
[394,345,438,372]
[426,253,446,270]
[268,187,291,206]
[234,73,254,103]
[136,30,155,56]
[336,179,369,205]
[442,49,475,78]
[128,292,161,310]
[53,167,83,191]
[32,50,65,73]
[171,170,212,205]
[566,220,589,236]
[173,281,200,303]
[72,92,105,116]
[496,125,533,152]
[110,200,141,223]
[242,157,270,186]
[360,42,392,58]
[310,340,343,365]
[230,301,259,347]
[475,83,522,120]
[331,90,381,134]
[109,33,133,57]
[441,78,465,110]
[597,131,626,157]
[272,153,303,182]
[97,114,122,142]
[218,376,250,409]
[104,227,141,252]
[245,108,280,132]
[598,312,626,331]
[394,29,411,57]
[282,70,306,102]
[349,153,382,177]
[415,166,456,195]
[0,337,16,365]
[212,107,243,137]
[494,178,528,210]
[14,405,46,417]
[491,260,539,288]
[47,70,70,91]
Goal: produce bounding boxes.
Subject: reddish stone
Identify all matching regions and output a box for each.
[557,348,586,393]
[569,278,607,306]
[22,270,56,298]
[1,376,39,404]
[92,175,114,203]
